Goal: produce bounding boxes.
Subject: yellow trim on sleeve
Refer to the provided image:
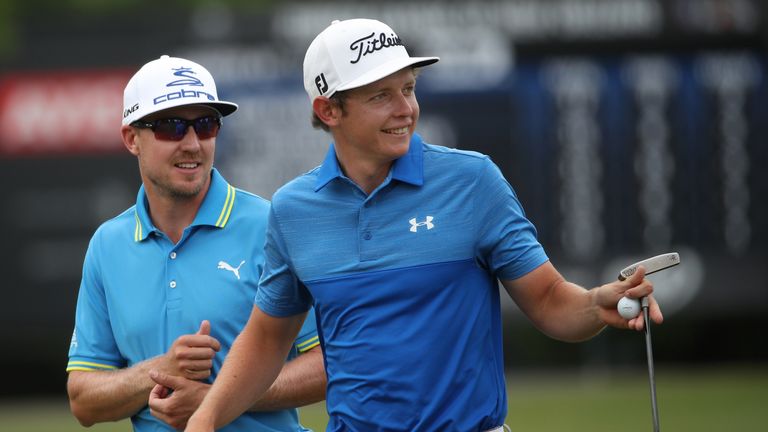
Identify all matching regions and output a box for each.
[66,360,119,372]
[66,367,100,372]
[297,336,320,353]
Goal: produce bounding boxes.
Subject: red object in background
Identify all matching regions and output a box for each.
[0,69,133,157]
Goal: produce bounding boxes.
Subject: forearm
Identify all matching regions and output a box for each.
[536,279,605,342]
[190,307,304,430]
[192,335,276,428]
[503,261,606,342]
[67,357,162,426]
[249,346,326,411]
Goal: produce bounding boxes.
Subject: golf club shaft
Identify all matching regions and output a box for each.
[643,301,660,432]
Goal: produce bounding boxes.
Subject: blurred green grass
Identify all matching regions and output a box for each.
[2,366,766,431]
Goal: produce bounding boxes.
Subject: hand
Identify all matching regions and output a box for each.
[161,320,221,380]
[148,370,210,430]
[593,265,664,331]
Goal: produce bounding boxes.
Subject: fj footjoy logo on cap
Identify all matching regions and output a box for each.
[167,67,204,87]
[409,216,434,233]
[349,32,404,64]
[315,73,329,95]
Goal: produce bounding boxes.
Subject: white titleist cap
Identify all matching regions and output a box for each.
[303,18,439,101]
[122,55,238,125]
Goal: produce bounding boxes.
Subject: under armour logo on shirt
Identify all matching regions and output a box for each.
[218,260,245,280]
[409,216,434,232]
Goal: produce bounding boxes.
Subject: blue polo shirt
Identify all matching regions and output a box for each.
[67,168,319,432]
[255,134,548,431]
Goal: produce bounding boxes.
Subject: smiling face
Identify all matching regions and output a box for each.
[122,105,219,201]
[332,67,419,176]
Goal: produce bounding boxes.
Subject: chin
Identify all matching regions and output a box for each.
[386,130,411,144]
[169,184,204,199]
[167,175,208,198]
[394,136,411,154]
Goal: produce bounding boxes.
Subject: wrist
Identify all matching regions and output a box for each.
[188,408,215,429]
[588,287,607,326]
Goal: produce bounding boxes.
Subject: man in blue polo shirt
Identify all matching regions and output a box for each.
[66,55,325,431]
[186,19,663,432]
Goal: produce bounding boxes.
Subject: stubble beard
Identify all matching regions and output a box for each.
[142,159,209,200]
[151,172,207,199]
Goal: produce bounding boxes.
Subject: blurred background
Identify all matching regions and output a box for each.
[1,0,766,430]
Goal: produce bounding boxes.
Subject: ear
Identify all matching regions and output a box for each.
[312,96,341,128]
[121,125,141,156]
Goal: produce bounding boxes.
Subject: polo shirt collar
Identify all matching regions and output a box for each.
[133,168,236,242]
[314,133,425,192]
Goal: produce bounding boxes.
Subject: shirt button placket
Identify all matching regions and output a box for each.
[359,198,376,261]
[169,250,178,289]
[167,248,182,308]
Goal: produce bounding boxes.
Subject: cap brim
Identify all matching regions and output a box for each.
[201,101,238,117]
[137,101,239,122]
[335,56,439,93]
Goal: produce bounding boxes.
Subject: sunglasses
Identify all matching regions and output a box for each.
[131,115,222,141]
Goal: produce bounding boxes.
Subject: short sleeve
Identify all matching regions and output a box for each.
[66,229,124,372]
[254,207,314,317]
[473,158,549,280]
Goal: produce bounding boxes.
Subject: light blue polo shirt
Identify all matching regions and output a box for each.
[255,134,548,431]
[67,168,319,432]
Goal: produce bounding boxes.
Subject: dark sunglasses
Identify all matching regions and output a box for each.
[131,115,222,141]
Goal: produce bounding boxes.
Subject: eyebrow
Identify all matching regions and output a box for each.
[363,77,417,94]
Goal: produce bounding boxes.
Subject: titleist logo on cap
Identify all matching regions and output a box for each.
[349,32,404,64]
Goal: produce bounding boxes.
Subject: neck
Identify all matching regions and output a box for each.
[144,187,207,244]
[335,150,392,195]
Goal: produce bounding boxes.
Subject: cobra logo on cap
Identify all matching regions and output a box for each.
[152,66,215,106]
[166,67,204,87]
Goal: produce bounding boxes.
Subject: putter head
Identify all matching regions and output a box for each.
[618,252,680,281]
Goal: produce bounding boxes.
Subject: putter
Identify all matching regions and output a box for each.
[618,252,680,432]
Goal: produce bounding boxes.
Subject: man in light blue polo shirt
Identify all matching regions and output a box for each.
[187,19,664,432]
[66,55,325,431]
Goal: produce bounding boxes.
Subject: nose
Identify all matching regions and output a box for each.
[393,92,415,117]
[178,125,202,149]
